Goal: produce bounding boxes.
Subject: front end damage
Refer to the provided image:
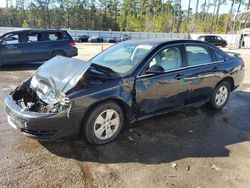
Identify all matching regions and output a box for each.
[5,56,111,140]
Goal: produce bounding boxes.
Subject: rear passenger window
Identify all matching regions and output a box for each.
[25,33,44,42]
[213,50,224,61]
[48,32,67,41]
[186,45,212,66]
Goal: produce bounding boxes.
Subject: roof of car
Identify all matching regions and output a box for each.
[2,29,66,35]
[198,35,217,37]
[122,39,212,46]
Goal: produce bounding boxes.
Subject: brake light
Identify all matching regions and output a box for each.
[70,41,76,47]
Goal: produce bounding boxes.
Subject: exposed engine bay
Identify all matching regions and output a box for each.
[11,56,115,114]
[12,79,70,113]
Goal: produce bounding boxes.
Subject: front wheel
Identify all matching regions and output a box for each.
[84,102,124,145]
[209,81,231,110]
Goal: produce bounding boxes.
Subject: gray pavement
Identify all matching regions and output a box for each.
[0,44,250,188]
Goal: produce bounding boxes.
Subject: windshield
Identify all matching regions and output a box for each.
[90,42,154,75]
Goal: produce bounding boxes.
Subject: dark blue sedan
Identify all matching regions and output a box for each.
[5,40,245,144]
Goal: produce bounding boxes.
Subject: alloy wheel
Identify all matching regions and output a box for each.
[215,85,229,106]
[93,109,120,140]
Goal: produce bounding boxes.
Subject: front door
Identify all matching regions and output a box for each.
[0,33,25,65]
[136,45,187,118]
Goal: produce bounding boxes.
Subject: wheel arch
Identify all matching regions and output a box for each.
[217,76,235,91]
[80,97,133,135]
[51,49,67,57]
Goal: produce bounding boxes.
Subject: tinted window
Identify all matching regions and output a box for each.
[217,36,223,41]
[186,45,212,66]
[149,47,182,71]
[48,32,67,41]
[206,36,212,41]
[24,32,44,42]
[104,47,131,61]
[213,50,224,61]
[91,43,154,75]
[198,36,205,41]
[3,33,20,44]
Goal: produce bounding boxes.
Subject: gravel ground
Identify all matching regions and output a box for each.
[0,43,250,188]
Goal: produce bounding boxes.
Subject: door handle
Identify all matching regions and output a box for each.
[175,74,184,80]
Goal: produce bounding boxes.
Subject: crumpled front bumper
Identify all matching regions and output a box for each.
[4,95,82,141]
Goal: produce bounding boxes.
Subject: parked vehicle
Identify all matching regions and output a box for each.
[75,35,89,42]
[5,40,245,144]
[197,35,227,47]
[121,34,129,41]
[88,35,103,43]
[0,29,77,66]
[107,36,116,43]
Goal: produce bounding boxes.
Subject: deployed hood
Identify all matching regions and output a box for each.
[30,56,91,105]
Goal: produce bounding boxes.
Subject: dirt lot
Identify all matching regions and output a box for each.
[0,43,250,188]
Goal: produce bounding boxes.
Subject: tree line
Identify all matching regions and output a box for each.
[0,0,250,33]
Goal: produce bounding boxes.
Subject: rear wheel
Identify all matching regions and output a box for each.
[222,44,226,47]
[51,50,66,58]
[84,102,124,145]
[209,81,231,110]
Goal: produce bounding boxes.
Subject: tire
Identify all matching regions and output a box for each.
[51,50,66,58]
[84,101,124,145]
[222,44,226,47]
[209,81,231,110]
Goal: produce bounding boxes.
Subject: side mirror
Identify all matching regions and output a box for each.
[145,65,165,74]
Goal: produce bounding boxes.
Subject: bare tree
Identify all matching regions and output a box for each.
[225,0,235,34]
[186,0,192,32]
[214,0,221,33]
[194,0,199,32]
[210,0,217,32]
[201,0,207,21]
[34,0,56,28]
[237,0,242,12]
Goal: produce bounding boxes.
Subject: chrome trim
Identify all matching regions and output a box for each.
[137,61,224,79]
[136,42,226,78]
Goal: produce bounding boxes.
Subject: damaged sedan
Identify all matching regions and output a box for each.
[5,40,245,145]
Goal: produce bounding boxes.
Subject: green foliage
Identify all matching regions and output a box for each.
[0,0,247,33]
[21,19,29,28]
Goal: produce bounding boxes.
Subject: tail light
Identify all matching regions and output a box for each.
[69,41,76,47]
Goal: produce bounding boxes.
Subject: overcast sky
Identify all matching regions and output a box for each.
[0,0,248,14]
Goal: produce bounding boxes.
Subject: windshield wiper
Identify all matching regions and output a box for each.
[91,63,120,77]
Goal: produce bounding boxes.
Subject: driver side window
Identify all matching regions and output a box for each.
[3,34,20,44]
[149,47,182,71]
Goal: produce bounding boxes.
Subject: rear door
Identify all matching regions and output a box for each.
[45,31,69,56]
[19,31,50,62]
[183,44,222,104]
[136,45,187,118]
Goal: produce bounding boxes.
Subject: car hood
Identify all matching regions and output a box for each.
[30,56,91,105]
